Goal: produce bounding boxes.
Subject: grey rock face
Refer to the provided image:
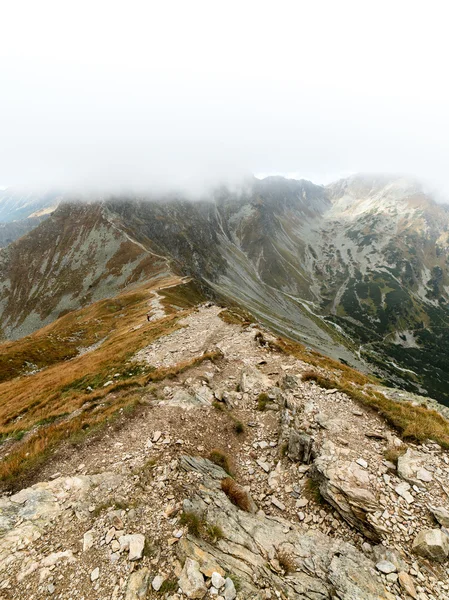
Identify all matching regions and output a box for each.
[429,505,449,528]
[287,430,315,464]
[176,455,388,599]
[412,528,449,562]
[310,441,381,541]
[178,558,207,598]
[125,568,151,600]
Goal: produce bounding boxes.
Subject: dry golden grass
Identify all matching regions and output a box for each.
[0,350,223,484]
[0,278,184,433]
[221,477,252,512]
[301,370,449,449]
[274,336,375,386]
[0,277,224,484]
[277,550,296,574]
[209,449,234,475]
[384,445,407,465]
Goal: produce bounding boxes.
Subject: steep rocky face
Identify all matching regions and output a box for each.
[0,203,173,339]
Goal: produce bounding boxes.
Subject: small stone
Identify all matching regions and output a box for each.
[416,468,432,482]
[395,482,414,504]
[83,531,94,552]
[412,528,449,562]
[356,458,368,469]
[152,575,165,591]
[223,577,236,600]
[90,568,99,582]
[119,534,146,561]
[271,497,286,511]
[376,560,397,574]
[105,527,116,544]
[256,460,271,473]
[153,431,162,442]
[296,498,309,508]
[429,505,449,528]
[398,571,418,599]
[211,572,226,589]
[125,568,151,600]
[178,558,207,598]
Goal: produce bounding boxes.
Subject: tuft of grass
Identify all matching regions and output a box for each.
[229,574,242,592]
[158,578,178,593]
[277,550,296,574]
[299,368,449,450]
[221,477,252,512]
[257,392,270,411]
[209,449,234,475]
[383,445,406,466]
[280,441,289,457]
[218,306,253,327]
[212,400,226,411]
[233,420,245,435]
[303,478,325,505]
[179,511,223,544]
[179,511,202,537]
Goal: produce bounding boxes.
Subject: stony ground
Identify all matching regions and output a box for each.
[1,303,449,599]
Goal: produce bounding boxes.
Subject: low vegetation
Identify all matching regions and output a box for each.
[209,449,234,476]
[277,550,297,574]
[303,477,325,505]
[218,306,253,327]
[257,392,270,411]
[179,511,223,543]
[0,279,225,486]
[221,477,252,512]
[384,445,407,465]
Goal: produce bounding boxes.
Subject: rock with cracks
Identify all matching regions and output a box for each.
[310,441,382,541]
[177,454,389,599]
[412,528,449,562]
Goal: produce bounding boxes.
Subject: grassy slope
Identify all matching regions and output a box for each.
[0,278,208,482]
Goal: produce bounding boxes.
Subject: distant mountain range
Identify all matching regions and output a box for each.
[1,175,448,404]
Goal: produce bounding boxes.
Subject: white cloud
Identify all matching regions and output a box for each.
[1,0,449,196]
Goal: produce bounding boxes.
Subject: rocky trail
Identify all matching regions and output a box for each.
[1,304,449,599]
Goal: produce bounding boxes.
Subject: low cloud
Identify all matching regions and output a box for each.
[1,1,449,200]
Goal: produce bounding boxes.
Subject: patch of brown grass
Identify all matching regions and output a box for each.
[218,307,252,327]
[209,449,234,476]
[383,445,407,465]
[277,550,296,574]
[303,477,325,505]
[0,279,225,485]
[179,511,223,544]
[257,392,270,411]
[221,477,251,512]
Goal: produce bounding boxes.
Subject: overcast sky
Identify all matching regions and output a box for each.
[1,0,449,194]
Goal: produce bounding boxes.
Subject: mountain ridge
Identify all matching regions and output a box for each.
[1,173,448,404]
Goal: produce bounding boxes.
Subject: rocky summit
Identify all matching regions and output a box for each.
[1,290,449,600]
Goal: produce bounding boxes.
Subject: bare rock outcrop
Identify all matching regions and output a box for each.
[179,454,389,599]
[310,441,382,542]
